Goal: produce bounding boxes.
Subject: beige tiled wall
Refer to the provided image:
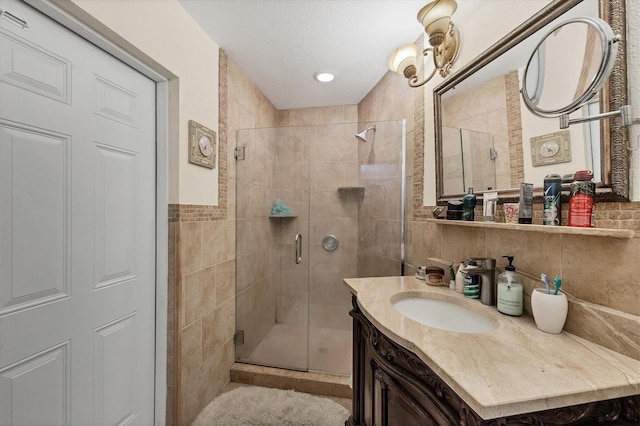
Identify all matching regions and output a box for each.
[168,213,237,425]
[504,70,525,186]
[309,121,359,333]
[357,70,415,277]
[178,220,236,423]
[275,109,360,350]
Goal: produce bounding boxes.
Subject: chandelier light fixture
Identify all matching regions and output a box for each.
[388,0,460,87]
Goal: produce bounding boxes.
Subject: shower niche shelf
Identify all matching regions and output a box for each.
[338,186,365,197]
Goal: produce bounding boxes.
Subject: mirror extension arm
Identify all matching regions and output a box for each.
[559,105,635,129]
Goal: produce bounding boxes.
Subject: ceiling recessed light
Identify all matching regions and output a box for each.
[313,70,335,83]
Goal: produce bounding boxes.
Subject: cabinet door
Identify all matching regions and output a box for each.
[372,362,438,426]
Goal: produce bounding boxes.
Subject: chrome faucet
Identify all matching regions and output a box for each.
[463,258,496,306]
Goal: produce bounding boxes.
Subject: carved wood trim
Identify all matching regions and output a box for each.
[348,295,366,426]
[373,367,390,425]
[360,312,466,424]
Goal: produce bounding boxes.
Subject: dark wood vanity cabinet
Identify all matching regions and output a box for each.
[347,295,640,426]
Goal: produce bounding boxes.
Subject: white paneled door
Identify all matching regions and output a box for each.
[0,1,156,424]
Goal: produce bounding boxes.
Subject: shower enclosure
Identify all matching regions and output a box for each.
[234,119,406,375]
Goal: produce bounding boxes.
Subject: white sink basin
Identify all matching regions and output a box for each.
[392,296,497,334]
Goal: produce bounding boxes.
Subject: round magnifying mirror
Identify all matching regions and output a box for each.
[522,17,619,117]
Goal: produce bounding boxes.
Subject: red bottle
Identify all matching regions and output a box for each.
[568,170,595,227]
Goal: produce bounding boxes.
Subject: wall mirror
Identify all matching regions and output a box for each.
[434,0,629,202]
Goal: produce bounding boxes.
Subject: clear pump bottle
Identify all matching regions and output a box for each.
[497,256,523,316]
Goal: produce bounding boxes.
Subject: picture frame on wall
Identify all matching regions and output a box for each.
[530,130,571,167]
[188,119,217,169]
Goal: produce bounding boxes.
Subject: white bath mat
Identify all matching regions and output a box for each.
[192,385,350,426]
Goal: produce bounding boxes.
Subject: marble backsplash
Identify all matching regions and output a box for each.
[423,256,640,361]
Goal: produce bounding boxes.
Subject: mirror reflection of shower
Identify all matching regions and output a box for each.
[354,124,376,142]
[442,126,498,194]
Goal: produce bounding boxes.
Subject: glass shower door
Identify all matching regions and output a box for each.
[234,120,405,375]
[235,126,310,371]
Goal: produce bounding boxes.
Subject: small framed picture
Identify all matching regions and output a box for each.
[188,120,216,169]
[530,130,571,167]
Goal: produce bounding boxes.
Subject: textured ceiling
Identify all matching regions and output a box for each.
[178,0,428,110]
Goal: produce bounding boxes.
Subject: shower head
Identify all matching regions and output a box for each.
[354,124,376,142]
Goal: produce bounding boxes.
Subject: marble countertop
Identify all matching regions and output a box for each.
[344,276,640,420]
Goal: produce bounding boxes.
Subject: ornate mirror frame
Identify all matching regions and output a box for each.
[433,0,629,203]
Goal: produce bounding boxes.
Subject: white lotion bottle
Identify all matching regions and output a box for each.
[497,256,523,316]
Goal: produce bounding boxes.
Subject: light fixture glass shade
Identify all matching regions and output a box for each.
[390,0,460,87]
[417,0,457,34]
[425,16,451,38]
[388,44,419,75]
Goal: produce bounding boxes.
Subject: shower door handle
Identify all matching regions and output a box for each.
[295,233,302,264]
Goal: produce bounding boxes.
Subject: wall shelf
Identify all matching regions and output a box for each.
[269,215,297,219]
[338,186,365,197]
[426,218,634,239]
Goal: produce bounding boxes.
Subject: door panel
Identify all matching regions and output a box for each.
[0,1,156,424]
[94,75,139,127]
[0,342,70,426]
[0,29,71,104]
[0,125,70,314]
[93,314,137,426]
[94,144,137,289]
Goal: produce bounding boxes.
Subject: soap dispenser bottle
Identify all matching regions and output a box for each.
[497,256,523,316]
